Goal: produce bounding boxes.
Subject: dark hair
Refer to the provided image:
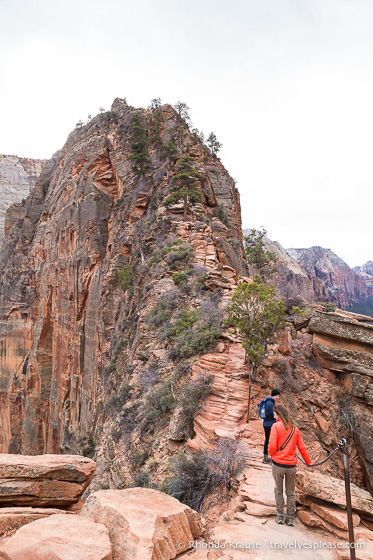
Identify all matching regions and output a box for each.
[271,389,280,397]
[273,404,295,430]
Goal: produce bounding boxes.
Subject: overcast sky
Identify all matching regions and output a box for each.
[1,0,372,268]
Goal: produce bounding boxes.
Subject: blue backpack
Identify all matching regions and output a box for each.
[258,397,269,419]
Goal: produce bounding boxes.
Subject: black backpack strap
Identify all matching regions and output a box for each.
[276,426,295,452]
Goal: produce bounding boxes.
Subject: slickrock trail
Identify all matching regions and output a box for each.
[179,420,371,560]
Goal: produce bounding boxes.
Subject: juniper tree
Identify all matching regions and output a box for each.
[244,227,278,282]
[128,112,151,177]
[173,101,191,153]
[163,155,204,220]
[226,277,286,420]
[207,132,222,155]
[148,98,165,150]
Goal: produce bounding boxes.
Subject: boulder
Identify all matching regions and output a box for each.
[296,470,373,517]
[0,455,95,506]
[0,514,112,560]
[81,488,206,560]
[0,507,72,536]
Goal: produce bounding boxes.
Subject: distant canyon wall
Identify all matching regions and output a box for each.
[0,155,45,243]
[243,230,373,316]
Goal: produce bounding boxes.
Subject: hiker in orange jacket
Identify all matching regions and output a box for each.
[268,404,311,527]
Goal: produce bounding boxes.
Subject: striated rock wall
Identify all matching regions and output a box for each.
[0,99,247,466]
[288,246,373,315]
[0,154,44,244]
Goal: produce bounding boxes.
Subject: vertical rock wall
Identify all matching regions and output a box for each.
[0,99,247,456]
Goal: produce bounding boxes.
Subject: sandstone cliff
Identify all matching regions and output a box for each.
[0,99,247,470]
[288,246,373,315]
[0,99,372,527]
[0,154,44,244]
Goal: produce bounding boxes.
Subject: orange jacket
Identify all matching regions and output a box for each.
[268,419,311,465]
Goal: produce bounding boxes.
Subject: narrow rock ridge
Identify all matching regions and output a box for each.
[0,99,247,467]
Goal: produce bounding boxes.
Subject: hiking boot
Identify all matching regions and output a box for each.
[276,514,284,525]
[285,516,294,527]
[262,455,270,464]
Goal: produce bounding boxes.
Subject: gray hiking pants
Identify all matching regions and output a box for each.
[271,463,296,516]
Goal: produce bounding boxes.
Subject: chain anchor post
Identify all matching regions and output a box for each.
[338,438,356,560]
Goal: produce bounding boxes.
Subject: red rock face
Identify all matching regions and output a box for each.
[0,99,247,458]
[288,246,373,315]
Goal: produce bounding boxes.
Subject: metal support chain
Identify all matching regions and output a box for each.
[297,438,356,560]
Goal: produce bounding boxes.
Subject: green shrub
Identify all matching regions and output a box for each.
[319,302,337,312]
[118,265,135,293]
[216,205,230,226]
[146,293,176,327]
[148,238,183,267]
[164,439,246,511]
[144,379,177,423]
[172,268,193,286]
[165,244,193,268]
[291,306,307,317]
[81,433,95,458]
[159,138,178,160]
[107,358,116,373]
[192,267,207,292]
[167,304,223,359]
[167,310,198,339]
[178,373,215,430]
[132,470,150,488]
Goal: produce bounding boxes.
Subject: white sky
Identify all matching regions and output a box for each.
[1,0,372,268]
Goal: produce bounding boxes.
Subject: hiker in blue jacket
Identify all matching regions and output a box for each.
[262,389,281,464]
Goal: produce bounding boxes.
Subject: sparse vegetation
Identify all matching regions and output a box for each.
[216,205,229,226]
[291,305,307,317]
[143,379,177,423]
[319,302,337,312]
[80,433,95,458]
[118,265,135,293]
[132,470,151,488]
[163,155,204,221]
[167,301,223,359]
[146,291,177,327]
[165,244,193,268]
[147,238,184,268]
[128,112,151,176]
[164,439,246,511]
[105,381,133,413]
[178,373,215,430]
[244,227,278,281]
[172,268,193,286]
[207,132,222,155]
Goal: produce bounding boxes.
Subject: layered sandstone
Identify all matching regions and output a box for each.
[0,154,44,244]
[0,98,247,481]
[0,514,112,560]
[82,488,205,560]
[0,455,95,506]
